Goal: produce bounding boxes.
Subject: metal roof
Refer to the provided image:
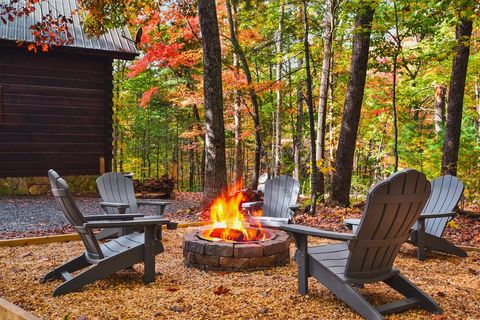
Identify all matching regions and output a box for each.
[0,0,138,59]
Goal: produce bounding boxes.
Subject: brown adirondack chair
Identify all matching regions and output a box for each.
[344,175,467,260]
[44,170,176,296]
[282,169,442,320]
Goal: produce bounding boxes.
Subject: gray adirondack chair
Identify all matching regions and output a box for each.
[97,172,171,216]
[44,170,175,296]
[242,175,300,228]
[282,169,442,320]
[344,175,466,260]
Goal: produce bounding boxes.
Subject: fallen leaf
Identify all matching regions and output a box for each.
[169,305,184,313]
[468,268,478,276]
[213,285,230,295]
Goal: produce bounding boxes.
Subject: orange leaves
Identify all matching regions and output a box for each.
[139,87,159,108]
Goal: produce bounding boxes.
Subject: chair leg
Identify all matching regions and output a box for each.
[383,270,442,314]
[309,266,384,320]
[423,233,467,257]
[291,234,309,295]
[53,261,118,296]
[143,225,156,284]
[43,254,90,282]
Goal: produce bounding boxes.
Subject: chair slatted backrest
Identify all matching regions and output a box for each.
[262,175,300,219]
[345,169,430,282]
[419,175,464,237]
[48,170,104,259]
[96,172,138,214]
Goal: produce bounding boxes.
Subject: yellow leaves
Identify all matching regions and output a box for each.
[447,220,459,229]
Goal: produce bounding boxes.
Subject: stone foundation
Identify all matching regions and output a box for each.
[0,175,97,196]
[183,229,290,271]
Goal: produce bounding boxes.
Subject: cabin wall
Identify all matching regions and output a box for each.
[0,46,113,185]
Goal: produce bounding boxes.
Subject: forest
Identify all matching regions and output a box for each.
[82,0,479,207]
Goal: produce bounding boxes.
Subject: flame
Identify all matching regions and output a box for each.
[206,181,266,242]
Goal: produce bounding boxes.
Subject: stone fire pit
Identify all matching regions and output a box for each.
[183,228,290,271]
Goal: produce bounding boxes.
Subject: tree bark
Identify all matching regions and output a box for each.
[441,16,473,176]
[198,0,228,201]
[303,0,319,213]
[274,3,285,177]
[226,0,262,189]
[331,1,375,206]
[316,0,336,200]
[434,85,446,134]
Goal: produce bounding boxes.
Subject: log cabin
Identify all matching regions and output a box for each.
[0,0,137,193]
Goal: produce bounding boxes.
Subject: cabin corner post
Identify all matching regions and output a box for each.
[104,58,114,174]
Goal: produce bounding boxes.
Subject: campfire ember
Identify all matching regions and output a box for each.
[204,183,268,242]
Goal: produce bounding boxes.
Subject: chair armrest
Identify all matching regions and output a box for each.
[83,214,144,221]
[100,202,130,209]
[288,204,301,213]
[137,200,172,206]
[418,212,455,219]
[281,224,356,241]
[85,218,171,229]
[242,201,263,209]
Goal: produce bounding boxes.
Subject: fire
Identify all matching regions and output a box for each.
[205,182,267,242]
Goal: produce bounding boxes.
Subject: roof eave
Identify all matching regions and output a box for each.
[0,39,138,60]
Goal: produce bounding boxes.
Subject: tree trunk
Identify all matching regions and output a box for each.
[331,1,375,206]
[316,0,336,200]
[274,3,285,177]
[294,87,303,181]
[198,0,228,201]
[225,0,261,189]
[119,130,124,172]
[392,51,399,172]
[434,85,446,134]
[441,17,473,176]
[475,78,480,139]
[303,0,319,214]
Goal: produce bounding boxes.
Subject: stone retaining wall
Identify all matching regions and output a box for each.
[0,176,97,196]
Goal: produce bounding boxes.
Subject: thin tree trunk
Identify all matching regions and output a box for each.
[392,51,399,172]
[303,0,319,214]
[391,2,400,173]
[274,3,285,176]
[189,141,195,191]
[294,87,303,181]
[225,0,261,189]
[119,130,124,172]
[442,16,473,176]
[475,78,480,139]
[434,85,446,134]
[198,0,228,201]
[316,0,336,200]
[331,0,375,206]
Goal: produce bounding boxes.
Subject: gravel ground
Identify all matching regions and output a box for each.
[0,227,478,319]
[0,194,200,233]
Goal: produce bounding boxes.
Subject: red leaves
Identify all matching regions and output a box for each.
[1,1,74,51]
[139,87,159,108]
[213,285,230,295]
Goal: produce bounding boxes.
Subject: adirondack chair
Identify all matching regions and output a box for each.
[282,169,442,320]
[242,175,300,228]
[44,170,175,296]
[344,175,467,260]
[96,172,171,216]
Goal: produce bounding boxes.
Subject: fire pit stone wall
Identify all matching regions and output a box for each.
[183,229,291,271]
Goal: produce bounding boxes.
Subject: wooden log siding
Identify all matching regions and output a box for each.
[0,46,113,177]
